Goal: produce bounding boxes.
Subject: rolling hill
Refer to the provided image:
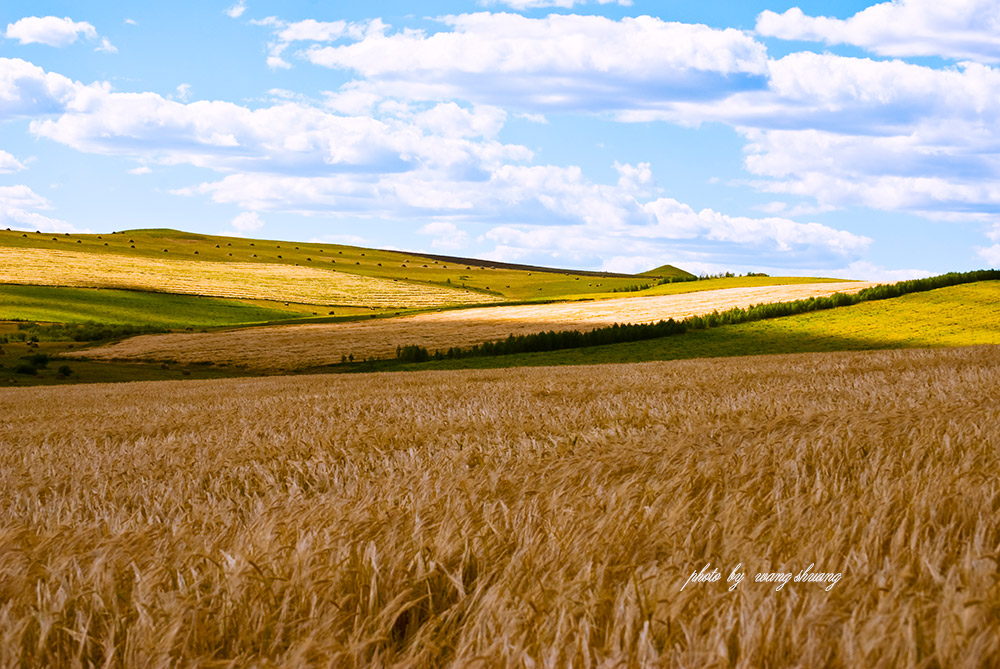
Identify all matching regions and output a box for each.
[0,227,695,307]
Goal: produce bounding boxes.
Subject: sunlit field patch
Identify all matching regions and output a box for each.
[69,281,875,370]
[0,247,499,308]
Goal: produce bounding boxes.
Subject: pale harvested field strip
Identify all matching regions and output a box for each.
[72,281,877,369]
[2,347,999,665]
[0,247,498,308]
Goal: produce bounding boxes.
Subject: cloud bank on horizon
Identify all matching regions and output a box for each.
[1,0,999,279]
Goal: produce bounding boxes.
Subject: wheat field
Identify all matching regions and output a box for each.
[71,281,876,370]
[0,248,499,308]
[2,346,999,666]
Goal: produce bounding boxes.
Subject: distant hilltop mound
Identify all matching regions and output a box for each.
[639,264,697,280]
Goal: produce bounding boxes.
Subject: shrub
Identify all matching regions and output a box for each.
[28,353,50,368]
[13,363,36,376]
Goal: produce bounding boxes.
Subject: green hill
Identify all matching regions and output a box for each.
[0,227,698,305]
[639,263,697,279]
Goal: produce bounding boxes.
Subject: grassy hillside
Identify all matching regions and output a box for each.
[391,280,1000,371]
[0,284,306,327]
[0,227,692,303]
[67,281,875,371]
[0,246,501,309]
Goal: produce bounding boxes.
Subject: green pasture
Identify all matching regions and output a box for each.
[0,284,305,328]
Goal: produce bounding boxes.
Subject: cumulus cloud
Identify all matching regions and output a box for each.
[230,211,264,233]
[0,55,895,272]
[301,13,769,111]
[5,16,97,47]
[617,53,1000,220]
[271,11,1000,225]
[479,0,633,8]
[4,16,116,53]
[0,184,78,232]
[987,222,1000,242]
[188,161,869,271]
[412,103,507,139]
[0,57,108,120]
[225,1,247,19]
[0,150,27,173]
[236,9,1000,229]
[97,37,117,53]
[479,165,869,269]
[979,244,1000,266]
[253,17,381,69]
[29,89,531,179]
[417,221,470,250]
[756,0,1000,63]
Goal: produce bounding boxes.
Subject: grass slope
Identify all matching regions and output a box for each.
[390,281,1000,371]
[0,284,302,327]
[0,247,501,309]
[0,227,693,302]
[66,281,875,372]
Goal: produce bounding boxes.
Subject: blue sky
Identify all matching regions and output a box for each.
[2,1,1000,278]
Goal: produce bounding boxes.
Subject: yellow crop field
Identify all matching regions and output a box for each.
[72,280,877,369]
[0,247,499,308]
[2,346,998,666]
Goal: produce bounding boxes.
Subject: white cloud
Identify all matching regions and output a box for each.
[0,150,27,173]
[412,103,507,139]
[225,1,247,19]
[254,17,379,70]
[5,16,97,47]
[978,244,1000,267]
[128,166,151,175]
[987,222,1000,242]
[618,53,1000,220]
[301,13,769,111]
[0,58,107,120]
[757,1,1000,63]
[0,56,927,273]
[249,9,1000,227]
[479,0,633,8]
[276,19,350,43]
[315,233,371,246]
[29,86,531,179]
[417,221,470,250]
[184,157,869,271]
[274,11,1000,224]
[175,83,192,102]
[838,261,933,281]
[95,37,117,54]
[515,112,548,124]
[601,256,658,274]
[231,211,264,232]
[124,19,137,26]
[322,82,381,115]
[0,184,79,232]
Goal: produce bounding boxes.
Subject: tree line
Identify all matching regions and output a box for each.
[396,270,1000,363]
